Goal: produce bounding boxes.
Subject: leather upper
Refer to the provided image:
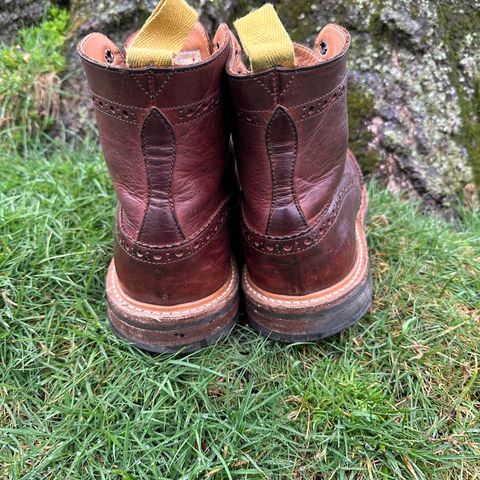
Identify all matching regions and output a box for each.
[78,25,233,305]
[227,24,364,295]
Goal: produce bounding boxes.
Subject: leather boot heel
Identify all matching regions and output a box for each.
[106,260,239,353]
[243,188,371,341]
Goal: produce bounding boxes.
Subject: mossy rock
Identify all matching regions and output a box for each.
[0,0,49,44]
[347,83,380,175]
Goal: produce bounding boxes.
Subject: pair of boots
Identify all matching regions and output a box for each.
[77,0,372,353]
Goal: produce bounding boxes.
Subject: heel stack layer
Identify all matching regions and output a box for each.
[106,260,240,353]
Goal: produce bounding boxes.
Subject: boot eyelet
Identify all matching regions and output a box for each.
[319,40,328,55]
[105,48,115,64]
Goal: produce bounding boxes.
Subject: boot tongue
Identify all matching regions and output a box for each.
[234,4,295,72]
[126,0,198,67]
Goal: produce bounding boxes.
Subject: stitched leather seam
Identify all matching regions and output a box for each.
[253,75,275,98]
[148,72,155,104]
[242,220,367,307]
[92,104,141,125]
[288,74,347,108]
[91,89,220,112]
[297,86,346,124]
[228,71,273,82]
[265,107,308,235]
[288,109,309,229]
[265,110,276,234]
[131,74,153,102]
[243,176,357,256]
[278,71,296,98]
[91,90,221,125]
[235,110,264,126]
[172,96,222,125]
[153,71,172,105]
[78,33,126,64]
[227,54,347,81]
[161,89,221,110]
[233,79,347,127]
[116,203,230,264]
[272,71,278,103]
[138,115,154,239]
[118,199,229,249]
[138,109,184,241]
[90,90,145,110]
[166,117,184,240]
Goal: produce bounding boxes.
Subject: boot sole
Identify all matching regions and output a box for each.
[243,188,372,342]
[106,260,240,353]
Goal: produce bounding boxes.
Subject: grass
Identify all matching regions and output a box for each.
[0,137,479,479]
[0,7,68,149]
[1,3,479,477]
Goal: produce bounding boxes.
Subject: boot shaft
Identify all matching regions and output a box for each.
[227,24,351,236]
[77,20,234,306]
[78,24,232,244]
[227,8,364,296]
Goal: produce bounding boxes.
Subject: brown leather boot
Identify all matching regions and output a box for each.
[77,3,239,352]
[226,6,372,341]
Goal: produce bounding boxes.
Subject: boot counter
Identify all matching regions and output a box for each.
[242,152,363,295]
[114,202,232,305]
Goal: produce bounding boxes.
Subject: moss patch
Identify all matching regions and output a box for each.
[438,3,480,191]
[275,0,318,42]
[0,6,68,150]
[347,83,379,174]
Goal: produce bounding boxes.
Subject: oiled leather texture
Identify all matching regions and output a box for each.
[78,28,232,305]
[228,32,364,294]
[114,202,231,305]
[244,152,362,294]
